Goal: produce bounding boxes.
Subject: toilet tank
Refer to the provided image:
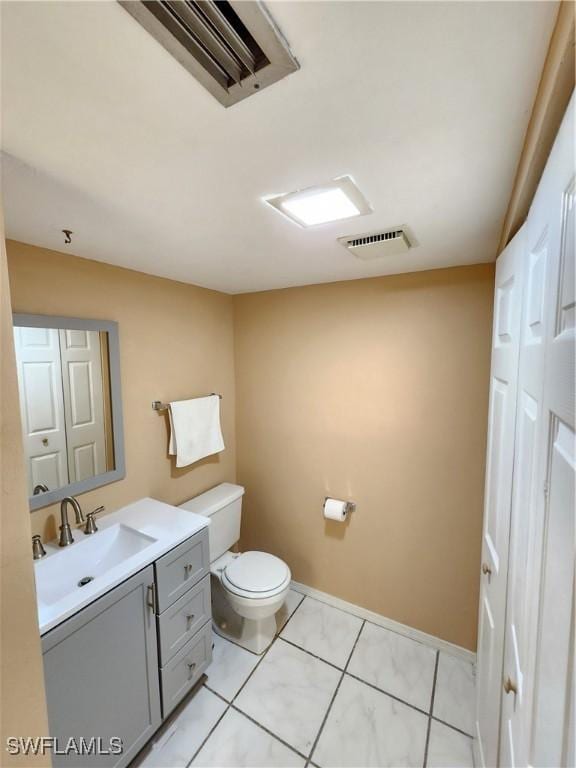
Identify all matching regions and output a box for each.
[179,483,245,563]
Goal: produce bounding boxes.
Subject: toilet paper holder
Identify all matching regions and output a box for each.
[323,498,356,515]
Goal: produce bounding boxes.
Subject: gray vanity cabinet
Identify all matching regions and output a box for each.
[42,565,161,768]
[41,528,212,766]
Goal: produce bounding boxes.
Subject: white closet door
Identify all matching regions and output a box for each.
[500,93,574,768]
[13,326,69,495]
[529,104,575,768]
[475,225,526,768]
[59,329,106,483]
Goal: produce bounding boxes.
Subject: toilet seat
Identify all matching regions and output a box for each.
[221,551,290,599]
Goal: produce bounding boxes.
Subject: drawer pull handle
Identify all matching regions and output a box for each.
[187,661,197,680]
[146,583,157,614]
[185,563,194,575]
[186,613,195,628]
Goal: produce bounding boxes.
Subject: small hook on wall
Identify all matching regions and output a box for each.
[62,229,73,245]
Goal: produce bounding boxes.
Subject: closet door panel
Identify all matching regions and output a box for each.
[500,92,574,768]
[531,418,574,767]
[475,227,525,768]
[500,187,554,768]
[500,224,550,768]
[530,127,575,768]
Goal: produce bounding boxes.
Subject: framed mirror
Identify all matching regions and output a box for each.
[12,314,125,511]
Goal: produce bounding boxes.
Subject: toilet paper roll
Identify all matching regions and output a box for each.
[323,498,349,522]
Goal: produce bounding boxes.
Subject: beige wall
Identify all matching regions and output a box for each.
[6,241,236,540]
[6,242,492,661]
[234,264,494,651]
[1,231,50,762]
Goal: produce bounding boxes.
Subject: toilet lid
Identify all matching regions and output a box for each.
[224,551,290,593]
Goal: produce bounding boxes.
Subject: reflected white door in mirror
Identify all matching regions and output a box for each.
[12,314,125,511]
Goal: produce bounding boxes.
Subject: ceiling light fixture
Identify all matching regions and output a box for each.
[264,176,372,227]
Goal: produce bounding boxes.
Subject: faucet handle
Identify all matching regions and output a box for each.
[84,505,104,535]
[32,535,47,560]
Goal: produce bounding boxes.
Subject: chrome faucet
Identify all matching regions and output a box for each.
[59,496,85,547]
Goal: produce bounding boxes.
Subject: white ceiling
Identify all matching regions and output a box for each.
[1,1,558,294]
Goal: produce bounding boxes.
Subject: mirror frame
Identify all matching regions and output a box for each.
[13,313,126,512]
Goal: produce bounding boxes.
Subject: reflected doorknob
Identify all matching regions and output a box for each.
[503,676,518,695]
[482,563,492,576]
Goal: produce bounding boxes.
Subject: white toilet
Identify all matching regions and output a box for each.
[179,483,291,654]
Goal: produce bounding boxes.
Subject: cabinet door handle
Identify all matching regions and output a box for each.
[187,661,197,680]
[185,563,193,575]
[503,676,518,695]
[482,563,492,577]
[186,613,195,628]
[146,583,157,614]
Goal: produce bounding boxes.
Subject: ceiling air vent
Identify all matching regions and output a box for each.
[119,1,299,107]
[338,228,412,260]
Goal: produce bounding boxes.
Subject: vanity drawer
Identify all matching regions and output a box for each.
[157,575,211,665]
[155,528,209,612]
[160,620,212,718]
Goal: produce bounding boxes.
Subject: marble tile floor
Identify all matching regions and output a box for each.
[134,589,476,768]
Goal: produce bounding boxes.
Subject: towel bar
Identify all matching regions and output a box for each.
[152,393,222,412]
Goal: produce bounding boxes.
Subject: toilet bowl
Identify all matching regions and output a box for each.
[211,550,291,653]
[179,483,291,654]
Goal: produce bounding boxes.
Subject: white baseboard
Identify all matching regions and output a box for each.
[290,580,476,665]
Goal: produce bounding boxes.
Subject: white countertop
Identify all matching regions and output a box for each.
[35,498,209,635]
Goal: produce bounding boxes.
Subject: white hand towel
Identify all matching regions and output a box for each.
[168,395,225,468]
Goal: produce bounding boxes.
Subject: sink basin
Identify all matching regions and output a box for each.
[35,524,157,607]
[34,496,210,635]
